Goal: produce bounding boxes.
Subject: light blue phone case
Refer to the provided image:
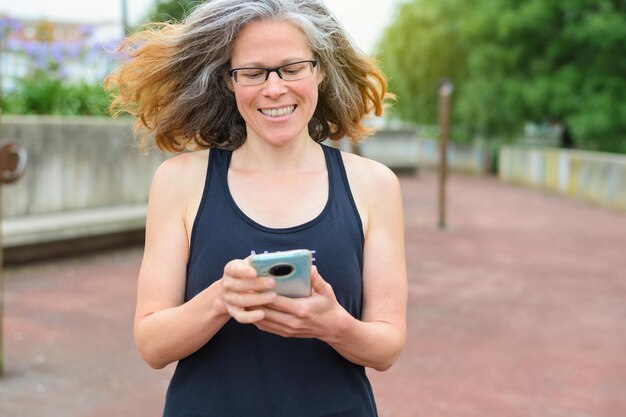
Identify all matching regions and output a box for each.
[250,249,312,298]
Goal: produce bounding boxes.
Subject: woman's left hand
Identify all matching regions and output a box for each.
[253,266,346,340]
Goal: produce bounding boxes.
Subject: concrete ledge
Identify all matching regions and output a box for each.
[2,204,147,247]
[3,230,145,265]
[499,146,626,211]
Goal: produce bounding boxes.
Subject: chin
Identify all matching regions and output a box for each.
[252,126,311,147]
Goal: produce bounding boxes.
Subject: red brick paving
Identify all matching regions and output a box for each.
[2,170,626,417]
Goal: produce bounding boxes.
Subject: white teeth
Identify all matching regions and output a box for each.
[260,106,295,117]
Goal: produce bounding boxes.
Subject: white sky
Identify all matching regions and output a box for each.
[0,0,400,53]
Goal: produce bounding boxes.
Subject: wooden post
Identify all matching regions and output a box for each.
[438,80,453,229]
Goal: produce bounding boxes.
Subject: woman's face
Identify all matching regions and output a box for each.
[229,20,323,147]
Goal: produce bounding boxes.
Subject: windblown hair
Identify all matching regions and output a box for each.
[105,0,392,152]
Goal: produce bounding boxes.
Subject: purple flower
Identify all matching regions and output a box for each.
[76,24,95,38]
[21,41,37,55]
[2,23,126,86]
[0,17,21,34]
[35,54,48,70]
[6,39,21,50]
[49,42,65,63]
[65,41,84,59]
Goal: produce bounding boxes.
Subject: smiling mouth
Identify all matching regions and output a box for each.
[259,105,296,118]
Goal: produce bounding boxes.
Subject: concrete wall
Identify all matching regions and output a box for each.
[499,146,626,211]
[339,130,490,174]
[411,138,491,174]
[1,116,168,249]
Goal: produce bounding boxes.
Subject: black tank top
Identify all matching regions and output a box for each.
[163,144,378,417]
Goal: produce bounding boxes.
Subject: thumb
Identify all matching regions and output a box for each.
[311,266,330,294]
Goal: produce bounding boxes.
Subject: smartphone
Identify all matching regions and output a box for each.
[249,249,312,298]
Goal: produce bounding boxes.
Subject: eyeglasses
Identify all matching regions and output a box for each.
[229,60,318,86]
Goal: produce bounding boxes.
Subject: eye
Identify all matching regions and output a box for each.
[282,64,306,75]
[238,69,265,79]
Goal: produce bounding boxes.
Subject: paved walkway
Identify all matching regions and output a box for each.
[2,171,626,417]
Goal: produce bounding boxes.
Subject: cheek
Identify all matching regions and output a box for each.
[296,82,320,105]
[233,89,255,112]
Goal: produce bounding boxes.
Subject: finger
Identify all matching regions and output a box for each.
[224,290,277,308]
[257,306,295,323]
[224,259,257,280]
[265,296,314,320]
[223,275,275,293]
[254,320,288,337]
[255,321,294,338]
[255,310,313,339]
[228,305,265,324]
[264,293,300,313]
[310,266,331,294]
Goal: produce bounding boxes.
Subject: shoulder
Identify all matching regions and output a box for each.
[338,150,402,235]
[339,150,401,200]
[154,149,209,179]
[152,150,209,188]
[149,150,209,204]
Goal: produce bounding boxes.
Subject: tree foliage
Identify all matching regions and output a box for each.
[148,0,203,23]
[377,0,626,152]
[377,0,469,126]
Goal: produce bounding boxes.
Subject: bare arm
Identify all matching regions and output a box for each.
[135,152,280,369]
[134,153,230,369]
[324,161,406,370]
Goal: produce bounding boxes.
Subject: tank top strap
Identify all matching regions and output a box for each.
[187,147,231,263]
[323,144,365,245]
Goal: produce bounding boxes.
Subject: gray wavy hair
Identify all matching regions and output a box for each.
[106,0,390,152]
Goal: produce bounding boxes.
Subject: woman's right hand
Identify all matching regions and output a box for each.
[221,258,277,323]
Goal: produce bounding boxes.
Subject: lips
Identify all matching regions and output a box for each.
[259,105,296,118]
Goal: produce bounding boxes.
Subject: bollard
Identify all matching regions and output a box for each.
[0,140,28,375]
[437,80,454,230]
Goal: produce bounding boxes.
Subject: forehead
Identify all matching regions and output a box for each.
[231,20,313,66]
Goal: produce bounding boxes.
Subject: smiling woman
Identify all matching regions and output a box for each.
[103,1,406,416]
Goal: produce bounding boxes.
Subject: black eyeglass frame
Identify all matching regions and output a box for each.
[228,60,319,84]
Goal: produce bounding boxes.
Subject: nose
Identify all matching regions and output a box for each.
[262,71,287,99]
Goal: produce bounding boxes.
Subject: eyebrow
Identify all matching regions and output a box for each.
[231,57,313,68]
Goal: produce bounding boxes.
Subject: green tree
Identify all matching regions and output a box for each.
[378,0,626,152]
[377,0,469,130]
[148,0,203,23]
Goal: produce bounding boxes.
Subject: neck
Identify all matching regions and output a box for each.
[232,136,322,173]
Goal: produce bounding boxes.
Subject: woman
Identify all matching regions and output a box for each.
[106,1,407,416]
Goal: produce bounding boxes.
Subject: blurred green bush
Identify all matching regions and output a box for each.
[2,72,109,116]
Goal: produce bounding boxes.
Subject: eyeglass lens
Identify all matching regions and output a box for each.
[232,61,315,85]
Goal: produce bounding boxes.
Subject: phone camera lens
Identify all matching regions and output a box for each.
[269,264,294,277]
